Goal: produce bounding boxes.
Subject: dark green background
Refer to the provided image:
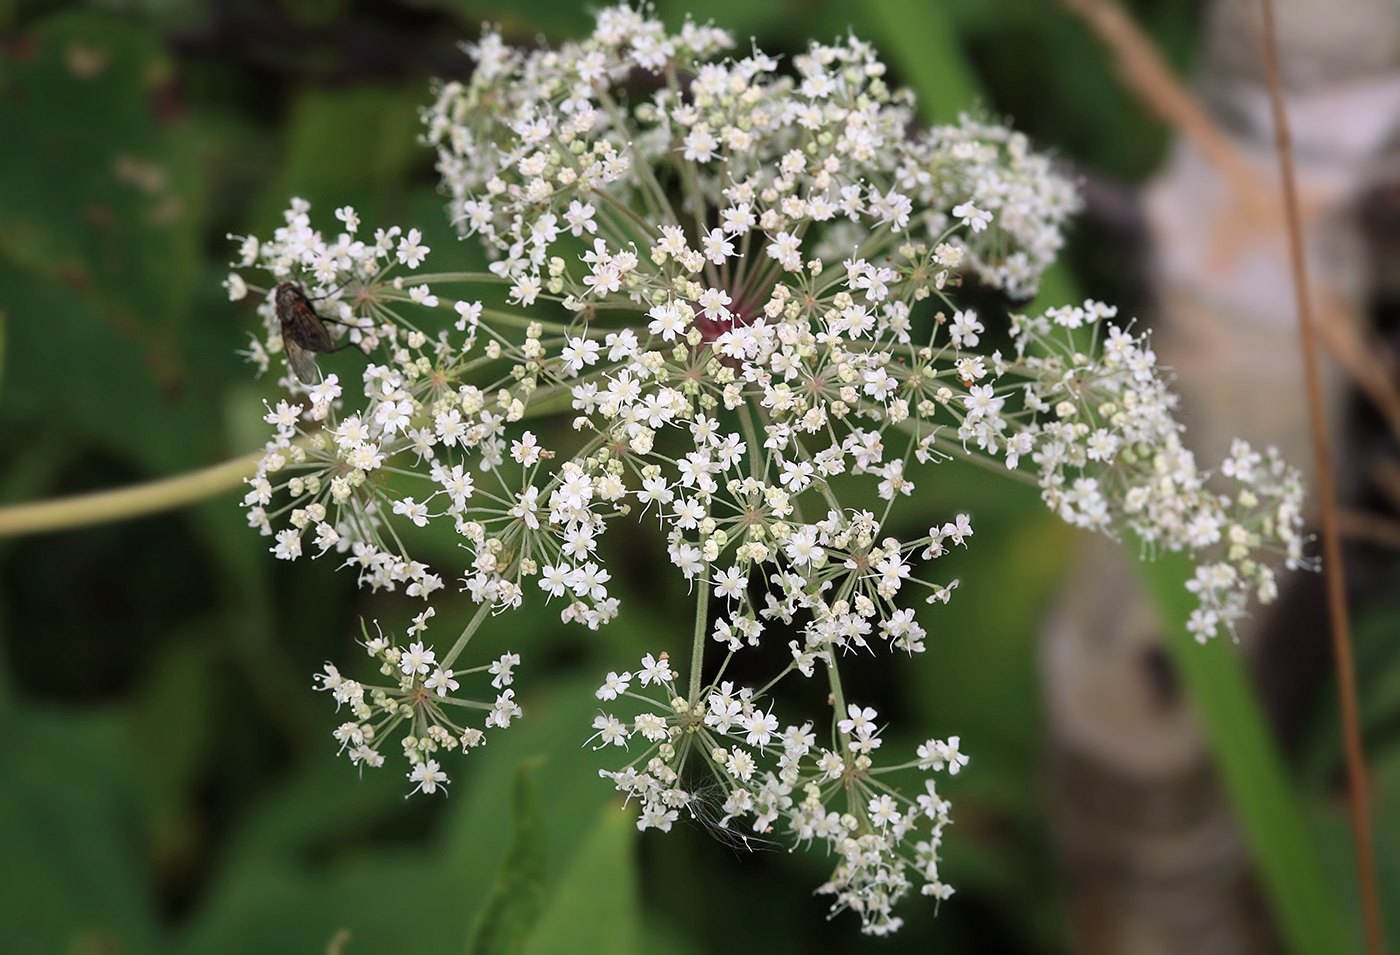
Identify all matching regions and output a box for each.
[2,2,1396,952]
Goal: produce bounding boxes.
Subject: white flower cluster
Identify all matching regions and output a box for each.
[314,614,523,795]
[592,651,966,935]
[228,5,1309,934]
[425,7,1076,306]
[1004,303,1308,641]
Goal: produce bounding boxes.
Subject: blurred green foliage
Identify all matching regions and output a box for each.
[1,1,1394,953]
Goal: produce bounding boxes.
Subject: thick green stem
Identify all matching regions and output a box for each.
[826,654,852,752]
[735,401,766,483]
[0,449,265,537]
[688,577,710,702]
[440,599,496,670]
[401,272,512,286]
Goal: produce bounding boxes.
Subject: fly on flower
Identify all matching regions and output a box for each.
[274,281,359,384]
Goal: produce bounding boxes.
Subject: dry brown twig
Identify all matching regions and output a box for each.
[1252,0,1385,941]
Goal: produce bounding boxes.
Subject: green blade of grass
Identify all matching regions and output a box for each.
[861,0,980,122]
[467,758,549,955]
[1143,552,1355,955]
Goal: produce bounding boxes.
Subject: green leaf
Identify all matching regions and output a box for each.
[1311,747,1400,953]
[178,678,616,955]
[254,84,430,234]
[0,12,217,474]
[126,636,214,867]
[467,758,549,955]
[0,12,202,339]
[1140,552,1356,955]
[0,708,166,954]
[858,0,980,122]
[401,0,594,38]
[0,256,215,472]
[175,749,465,955]
[524,805,639,955]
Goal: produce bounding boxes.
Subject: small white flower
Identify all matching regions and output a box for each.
[712,566,747,601]
[951,201,992,233]
[400,641,436,676]
[407,760,448,796]
[396,228,430,267]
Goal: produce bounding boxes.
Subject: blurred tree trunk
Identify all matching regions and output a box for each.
[1043,1,1400,952]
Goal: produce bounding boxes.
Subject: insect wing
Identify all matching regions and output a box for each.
[283,335,322,385]
[274,282,334,383]
[289,301,336,353]
[277,283,337,352]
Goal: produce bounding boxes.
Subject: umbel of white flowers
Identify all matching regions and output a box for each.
[226,5,1308,936]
